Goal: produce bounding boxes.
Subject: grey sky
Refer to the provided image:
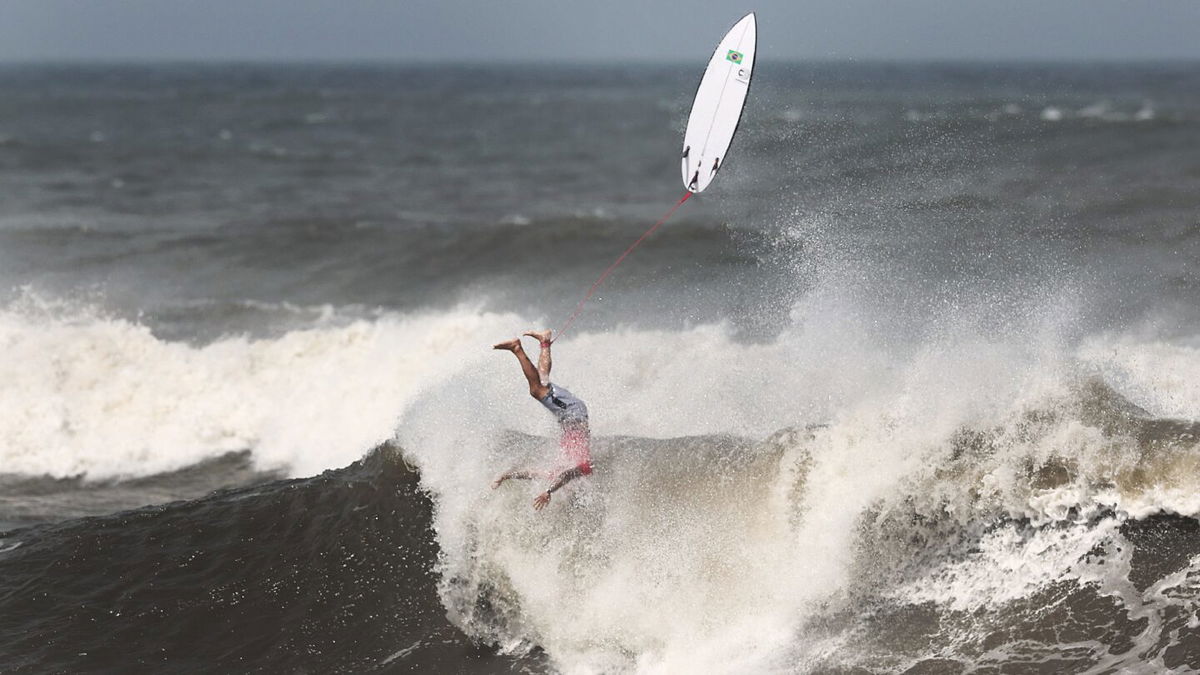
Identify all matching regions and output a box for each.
[2,1,1199,63]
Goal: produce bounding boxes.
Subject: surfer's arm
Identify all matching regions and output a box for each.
[533,466,587,510]
[548,466,586,494]
[492,470,535,489]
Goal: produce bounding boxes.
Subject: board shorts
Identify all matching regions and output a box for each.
[540,383,592,475]
[539,383,589,427]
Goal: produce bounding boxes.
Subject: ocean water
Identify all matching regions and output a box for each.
[1,62,1199,672]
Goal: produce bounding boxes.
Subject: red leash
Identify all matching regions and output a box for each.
[553,191,693,342]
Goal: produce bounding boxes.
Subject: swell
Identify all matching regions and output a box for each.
[0,445,535,674]
[0,214,775,337]
[0,451,276,527]
[0,213,758,282]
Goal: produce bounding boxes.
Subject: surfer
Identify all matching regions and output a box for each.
[491,330,592,511]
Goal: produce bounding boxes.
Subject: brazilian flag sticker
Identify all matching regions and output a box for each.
[726,50,743,64]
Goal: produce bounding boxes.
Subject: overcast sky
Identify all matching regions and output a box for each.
[3,1,1199,63]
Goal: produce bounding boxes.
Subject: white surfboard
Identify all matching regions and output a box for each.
[681,13,757,193]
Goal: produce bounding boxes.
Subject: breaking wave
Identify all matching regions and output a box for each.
[3,287,1200,671]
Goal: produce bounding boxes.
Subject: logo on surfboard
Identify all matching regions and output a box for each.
[726,50,743,64]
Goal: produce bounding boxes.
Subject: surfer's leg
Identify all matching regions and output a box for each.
[493,338,550,400]
[523,330,552,386]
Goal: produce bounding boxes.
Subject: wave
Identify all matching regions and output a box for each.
[384,301,1200,670]
[397,368,1200,672]
[0,445,536,673]
[422,382,1200,672]
[5,288,1200,670]
[0,450,273,525]
[6,415,1199,672]
[0,277,884,482]
[0,295,524,479]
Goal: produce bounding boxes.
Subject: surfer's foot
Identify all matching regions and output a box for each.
[523,329,552,344]
[492,338,521,351]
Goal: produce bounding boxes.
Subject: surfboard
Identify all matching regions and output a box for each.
[681,13,757,193]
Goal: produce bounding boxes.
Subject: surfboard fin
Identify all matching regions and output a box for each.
[689,170,699,189]
[710,157,720,174]
[682,146,690,159]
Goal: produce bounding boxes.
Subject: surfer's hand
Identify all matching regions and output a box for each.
[491,475,506,489]
[533,491,551,511]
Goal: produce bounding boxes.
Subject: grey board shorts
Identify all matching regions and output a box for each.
[539,383,589,427]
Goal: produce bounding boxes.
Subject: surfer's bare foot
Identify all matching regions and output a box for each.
[523,329,552,344]
[492,338,520,351]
